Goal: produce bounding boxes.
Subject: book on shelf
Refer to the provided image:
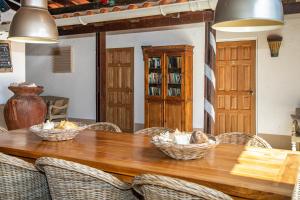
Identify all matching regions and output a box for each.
[149,73,162,84]
[168,56,182,69]
[168,88,181,96]
[149,58,161,69]
[149,87,161,96]
[168,73,181,84]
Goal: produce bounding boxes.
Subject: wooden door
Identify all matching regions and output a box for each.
[215,41,256,135]
[106,48,134,132]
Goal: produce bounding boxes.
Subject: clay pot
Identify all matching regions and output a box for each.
[128,4,138,9]
[142,2,152,8]
[99,8,109,13]
[112,6,121,12]
[4,86,47,130]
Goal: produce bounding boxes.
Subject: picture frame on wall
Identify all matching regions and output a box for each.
[52,46,73,73]
[0,40,12,73]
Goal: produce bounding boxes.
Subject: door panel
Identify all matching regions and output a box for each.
[145,100,164,127]
[215,41,256,135]
[165,101,182,130]
[106,48,134,132]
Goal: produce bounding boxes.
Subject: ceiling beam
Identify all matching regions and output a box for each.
[58,10,213,36]
[5,0,20,11]
[283,2,300,15]
[6,1,300,14]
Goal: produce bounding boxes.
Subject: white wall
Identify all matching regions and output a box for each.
[106,24,206,128]
[217,14,300,135]
[26,35,96,119]
[0,40,26,104]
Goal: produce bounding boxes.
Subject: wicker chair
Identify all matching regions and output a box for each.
[293,170,300,200]
[36,157,136,200]
[88,122,122,133]
[0,153,50,200]
[42,96,69,121]
[216,132,272,149]
[134,127,174,136]
[0,126,7,133]
[133,174,232,200]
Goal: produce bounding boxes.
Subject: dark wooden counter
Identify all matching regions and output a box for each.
[0,129,299,200]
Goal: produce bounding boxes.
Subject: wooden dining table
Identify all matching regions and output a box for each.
[0,129,299,200]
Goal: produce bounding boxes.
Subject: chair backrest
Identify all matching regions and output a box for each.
[36,157,135,200]
[42,96,69,106]
[88,122,122,133]
[133,174,232,200]
[216,132,272,149]
[135,127,174,136]
[0,153,50,200]
[0,104,6,130]
[0,126,7,133]
[293,170,300,200]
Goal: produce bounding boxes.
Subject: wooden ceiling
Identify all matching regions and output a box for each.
[4,0,300,15]
[4,0,300,37]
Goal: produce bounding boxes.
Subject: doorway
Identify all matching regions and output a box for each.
[215,40,256,135]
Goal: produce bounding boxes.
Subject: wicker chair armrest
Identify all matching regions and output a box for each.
[133,174,232,200]
[0,127,7,133]
[0,153,38,171]
[293,170,300,200]
[216,132,272,149]
[134,127,174,135]
[252,135,272,149]
[49,104,68,110]
[87,122,122,132]
[36,157,131,190]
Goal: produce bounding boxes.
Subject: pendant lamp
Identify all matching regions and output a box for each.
[212,0,284,32]
[8,0,58,43]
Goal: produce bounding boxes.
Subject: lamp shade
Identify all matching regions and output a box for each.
[212,0,284,32]
[8,0,58,44]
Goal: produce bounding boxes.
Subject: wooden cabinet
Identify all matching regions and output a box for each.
[143,45,193,131]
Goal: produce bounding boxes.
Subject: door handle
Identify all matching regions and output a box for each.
[249,90,254,95]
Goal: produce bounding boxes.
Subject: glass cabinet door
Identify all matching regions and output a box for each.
[166,55,183,97]
[148,57,162,97]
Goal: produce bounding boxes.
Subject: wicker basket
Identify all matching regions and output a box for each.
[152,138,218,160]
[30,122,87,142]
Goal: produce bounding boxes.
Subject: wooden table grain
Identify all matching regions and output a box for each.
[0,129,299,200]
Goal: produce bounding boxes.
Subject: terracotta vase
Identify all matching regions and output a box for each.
[4,86,47,130]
